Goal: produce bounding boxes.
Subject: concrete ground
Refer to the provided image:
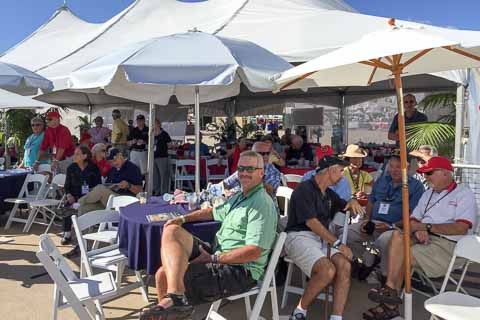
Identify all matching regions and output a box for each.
[1,218,432,320]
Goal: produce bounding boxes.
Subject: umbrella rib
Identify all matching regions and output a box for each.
[279,71,317,91]
[401,48,434,68]
[385,56,394,64]
[393,54,403,66]
[367,57,383,85]
[370,59,392,70]
[442,46,480,62]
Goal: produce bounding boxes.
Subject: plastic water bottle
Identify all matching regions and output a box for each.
[163,193,174,202]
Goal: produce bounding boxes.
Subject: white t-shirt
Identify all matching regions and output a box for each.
[410,183,478,241]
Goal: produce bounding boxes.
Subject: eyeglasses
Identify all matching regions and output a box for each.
[31,123,42,127]
[258,151,270,156]
[237,166,262,173]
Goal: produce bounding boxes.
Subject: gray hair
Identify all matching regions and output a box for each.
[240,150,264,169]
[419,145,438,156]
[291,135,303,145]
[31,116,44,124]
[252,141,269,152]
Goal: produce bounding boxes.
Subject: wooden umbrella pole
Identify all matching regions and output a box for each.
[393,67,413,319]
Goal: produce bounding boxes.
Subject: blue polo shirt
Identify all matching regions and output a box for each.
[369,174,424,224]
[106,160,143,196]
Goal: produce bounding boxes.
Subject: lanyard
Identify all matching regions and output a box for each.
[423,184,457,215]
[348,168,363,193]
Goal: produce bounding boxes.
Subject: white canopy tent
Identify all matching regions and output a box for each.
[0,89,51,109]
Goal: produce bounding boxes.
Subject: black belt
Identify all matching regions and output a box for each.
[430,233,457,243]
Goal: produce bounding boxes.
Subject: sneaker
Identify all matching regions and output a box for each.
[289,312,306,320]
[64,245,80,258]
[60,236,72,245]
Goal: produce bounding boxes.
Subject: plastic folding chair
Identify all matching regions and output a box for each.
[206,158,229,183]
[72,210,149,302]
[205,232,287,320]
[174,159,195,191]
[425,235,480,320]
[4,173,48,230]
[37,234,118,320]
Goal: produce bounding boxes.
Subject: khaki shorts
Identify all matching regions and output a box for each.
[284,231,338,277]
[412,235,457,278]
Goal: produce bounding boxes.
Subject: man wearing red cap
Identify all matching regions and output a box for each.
[34,111,75,174]
[363,156,478,319]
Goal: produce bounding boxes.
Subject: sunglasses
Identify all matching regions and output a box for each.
[424,170,438,176]
[237,165,262,173]
[258,151,270,156]
[31,123,42,127]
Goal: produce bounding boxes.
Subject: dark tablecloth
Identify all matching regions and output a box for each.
[0,170,29,214]
[118,200,221,275]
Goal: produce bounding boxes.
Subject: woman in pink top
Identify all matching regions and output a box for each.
[88,116,111,144]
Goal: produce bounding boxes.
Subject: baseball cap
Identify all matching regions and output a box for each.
[107,148,122,161]
[316,155,349,172]
[416,156,453,174]
[47,111,61,119]
[136,114,145,120]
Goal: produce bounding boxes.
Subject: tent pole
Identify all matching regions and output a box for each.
[194,86,201,193]
[393,68,412,320]
[341,93,348,145]
[146,103,156,196]
[454,83,466,164]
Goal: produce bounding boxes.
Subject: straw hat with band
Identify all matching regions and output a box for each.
[341,144,368,158]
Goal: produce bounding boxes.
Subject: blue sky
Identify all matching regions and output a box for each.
[1,0,479,54]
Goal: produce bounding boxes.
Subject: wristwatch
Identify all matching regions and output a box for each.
[426,223,433,234]
[332,239,342,249]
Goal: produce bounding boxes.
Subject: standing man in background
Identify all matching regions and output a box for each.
[388,93,428,145]
[153,119,172,196]
[128,114,149,176]
[111,109,129,156]
[34,111,75,174]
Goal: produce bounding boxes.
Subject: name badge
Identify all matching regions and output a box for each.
[378,202,391,215]
[81,184,90,195]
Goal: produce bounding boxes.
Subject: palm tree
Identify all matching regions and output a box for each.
[406,92,456,157]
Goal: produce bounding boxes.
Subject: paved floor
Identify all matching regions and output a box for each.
[1,219,434,320]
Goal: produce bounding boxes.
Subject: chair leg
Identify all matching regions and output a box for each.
[52,285,60,320]
[45,211,57,234]
[206,299,223,320]
[24,207,39,232]
[281,261,294,309]
[115,261,125,287]
[135,271,149,302]
[244,296,252,319]
[4,203,19,230]
[270,278,280,320]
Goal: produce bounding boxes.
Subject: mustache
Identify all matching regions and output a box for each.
[239,175,252,180]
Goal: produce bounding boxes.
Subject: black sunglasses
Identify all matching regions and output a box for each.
[258,151,270,156]
[238,166,262,173]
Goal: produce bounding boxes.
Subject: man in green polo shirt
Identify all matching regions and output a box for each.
[141,150,278,320]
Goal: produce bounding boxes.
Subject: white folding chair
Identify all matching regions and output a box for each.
[174,159,195,191]
[83,195,138,247]
[281,211,350,309]
[206,232,287,320]
[4,173,48,230]
[206,158,229,183]
[276,186,293,230]
[24,174,67,233]
[280,174,288,187]
[72,210,148,302]
[425,235,480,320]
[36,234,118,320]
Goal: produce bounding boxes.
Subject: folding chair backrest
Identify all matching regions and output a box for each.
[38,234,77,282]
[73,210,120,232]
[51,174,66,188]
[276,186,293,216]
[454,235,480,264]
[280,173,288,187]
[176,159,196,178]
[206,158,229,181]
[250,232,287,319]
[105,195,138,211]
[22,173,48,199]
[284,174,302,184]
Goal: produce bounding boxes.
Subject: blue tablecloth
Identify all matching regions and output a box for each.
[118,200,221,275]
[0,170,29,214]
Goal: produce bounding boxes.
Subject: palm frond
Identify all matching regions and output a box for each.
[406,122,455,156]
[418,92,456,111]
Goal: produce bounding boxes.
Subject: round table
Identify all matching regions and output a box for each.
[0,170,29,214]
[118,199,221,275]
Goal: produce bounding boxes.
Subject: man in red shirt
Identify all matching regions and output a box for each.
[34,111,75,174]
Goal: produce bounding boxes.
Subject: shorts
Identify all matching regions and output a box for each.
[412,235,458,278]
[284,231,339,277]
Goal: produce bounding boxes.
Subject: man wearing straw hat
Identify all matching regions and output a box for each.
[363,157,477,320]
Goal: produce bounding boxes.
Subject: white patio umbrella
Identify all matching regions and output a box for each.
[0,61,53,95]
[62,31,292,193]
[274,19,480,320]
[0,88,51,109]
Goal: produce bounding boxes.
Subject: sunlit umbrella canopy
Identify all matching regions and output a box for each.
[274,19,480,320]
[0,61,53,96]
[0,88,51,109]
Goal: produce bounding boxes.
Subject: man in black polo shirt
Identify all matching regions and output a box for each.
[285,156,365,320]
[128,114,149,175]
[153,119,172,196]
[388,93,428,145]
[78,149,143,214]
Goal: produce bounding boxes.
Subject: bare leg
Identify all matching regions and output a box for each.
[385,230,407,290]
[160,225,194,299]
[298,257,336,310]
[155,267,168,304]
[330,253,351,316]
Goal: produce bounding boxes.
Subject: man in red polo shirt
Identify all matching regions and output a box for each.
[34,111,75,174]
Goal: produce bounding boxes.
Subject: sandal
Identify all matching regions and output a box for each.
[139,293,194,320]
[368,285,402,305]
[363,303,400,320]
